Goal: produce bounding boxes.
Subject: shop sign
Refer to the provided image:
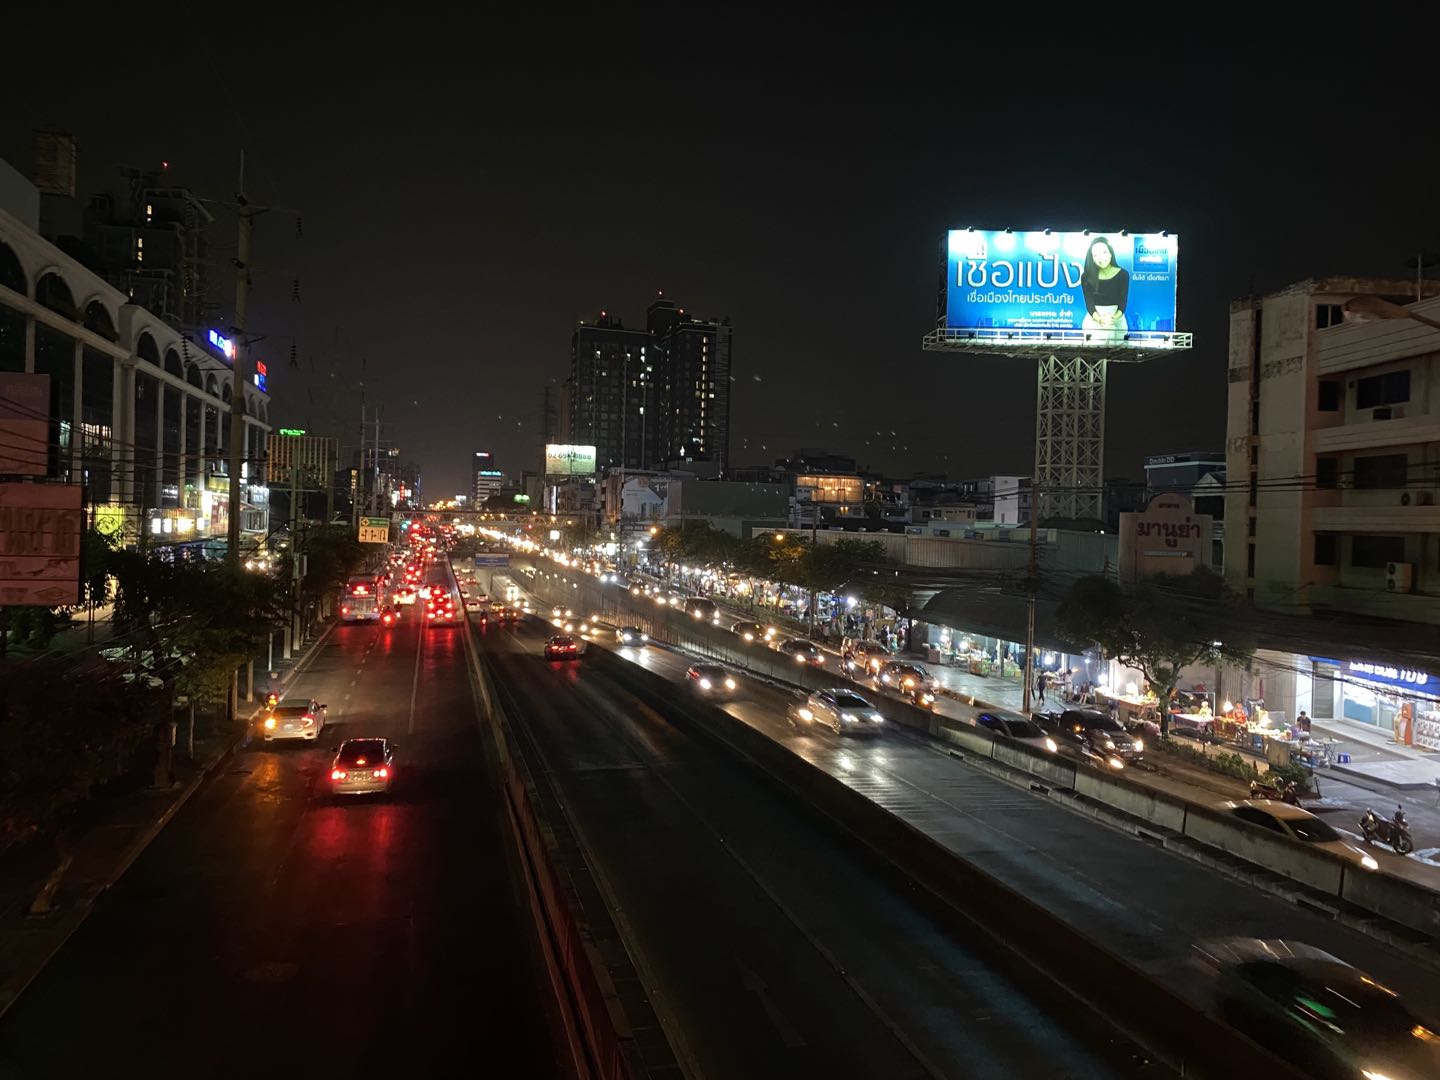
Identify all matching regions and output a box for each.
[0,483,84,606]
[1346,660,1432,691]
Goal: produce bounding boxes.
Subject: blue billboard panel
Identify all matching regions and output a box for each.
[945,230,1179,343]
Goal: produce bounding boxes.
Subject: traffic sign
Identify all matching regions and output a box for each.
[358,517,390,544]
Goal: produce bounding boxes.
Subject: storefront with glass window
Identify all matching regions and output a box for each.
[1309,657,1440,750]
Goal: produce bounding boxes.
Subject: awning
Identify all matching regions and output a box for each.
[917,586,1090,654]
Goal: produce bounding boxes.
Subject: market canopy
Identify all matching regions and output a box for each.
[917,586,1090,654]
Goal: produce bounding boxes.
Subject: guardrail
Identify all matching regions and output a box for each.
[525,564,1440,946]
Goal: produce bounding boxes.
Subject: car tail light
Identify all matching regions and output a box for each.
[374,768,388,779]
[383,613,393,625]
[331,769,347,781]
[341,605,350,615]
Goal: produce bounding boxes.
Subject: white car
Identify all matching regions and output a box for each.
[1222,800,1379,872]
[974,710,1059,754]
[260,698,328,743]
[793,689,885,736]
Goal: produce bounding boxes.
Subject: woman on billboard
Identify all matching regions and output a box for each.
[1080,237,1130,343]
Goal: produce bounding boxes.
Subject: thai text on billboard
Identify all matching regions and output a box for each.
[0,483,84,606]
[545,444,597,476]
[945,230,1178,340]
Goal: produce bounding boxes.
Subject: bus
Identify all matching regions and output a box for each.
[341,574,382,622]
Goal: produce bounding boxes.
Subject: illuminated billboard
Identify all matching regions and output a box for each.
[945,230,1178,344]
[544,444,597,476]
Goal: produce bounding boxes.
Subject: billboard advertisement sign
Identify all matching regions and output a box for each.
[945,230,1178,342]
[544,444,597,476]
[0,483,84,606]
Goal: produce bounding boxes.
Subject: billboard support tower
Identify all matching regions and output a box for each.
[924,229,1191,526]
[1034,355,1106,522]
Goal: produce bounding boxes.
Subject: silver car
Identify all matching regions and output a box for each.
[329,738,395,797]
[797,689,885,736]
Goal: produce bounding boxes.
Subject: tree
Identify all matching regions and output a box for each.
[1056,568,1255,737]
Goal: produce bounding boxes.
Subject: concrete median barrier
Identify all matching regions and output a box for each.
[1074,768,1188,832]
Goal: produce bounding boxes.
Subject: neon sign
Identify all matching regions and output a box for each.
[207,329,235,360]
[253,360,267,393]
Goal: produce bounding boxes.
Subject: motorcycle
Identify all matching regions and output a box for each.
[1359,806,1414,855]
[1249,777,1299,805]
[264,691,279,711]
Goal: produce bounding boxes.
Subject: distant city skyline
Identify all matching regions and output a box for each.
[5,30,1435,496]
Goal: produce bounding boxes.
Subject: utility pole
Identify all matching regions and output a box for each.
[290,457,302,650]
[372,407,381,516]
[226,152,252,569]
[1021,484,1039,713]
[353,401,364,529]
[808,495,819,638]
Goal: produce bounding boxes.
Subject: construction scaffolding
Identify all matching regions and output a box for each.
[1034,355,1107,522]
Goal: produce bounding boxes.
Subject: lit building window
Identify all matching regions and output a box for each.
[136,236,145,263]
[145,203,154,221]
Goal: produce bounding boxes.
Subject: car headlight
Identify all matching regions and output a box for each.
[1133,738,1144,752]
[725,678,736,690]
[743,632,754,641]
[1044,737,1058,753]
[1361,854,1380,872]
[699,678,712,690]
[1108,756,1125,770]
[640,633,648,641]
[843,714,858,723]
[1101,738,1115,749]
[797,707,813,721]
[870,713,884,723]
[921,693,935,704]
[794,654,806,663]
[263,717,276,730]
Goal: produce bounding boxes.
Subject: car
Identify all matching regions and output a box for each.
[730,621,765,643]
[685,597,721,623]
[1039,707,1145,763]
[394,587,417,606]
[791,689,885,736]
[464,597,482,611]
[686,663,738,695]
[974,710,1059,753]
[544,635,580,660]
[841,639,890,676]
[329,738,396,797]
[875,661,936,692]
[261,698,328,742]
[497,605,521,622]
[777,638,825,665]
[426,594,461,626]
[418,585,433,600]
[1222,799,1380,873]
[1193,938,1439,1080]
[616,626,649,645]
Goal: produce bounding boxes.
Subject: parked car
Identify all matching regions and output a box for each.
[686,663,738,695]
[1038,707,1145,763]
[974,709,1058,753]
[1221,799,1379,873]
[1192,937,1438,1079]
[790,689,885,736]
[777,638,825,665]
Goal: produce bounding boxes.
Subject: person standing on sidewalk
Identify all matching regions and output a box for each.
[1035,671,1049,706]
[1297,710,1311,736]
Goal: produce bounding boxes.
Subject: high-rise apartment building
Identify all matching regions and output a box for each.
[569,312,655,470]
[567,295,731,474]
[649,296,732,469]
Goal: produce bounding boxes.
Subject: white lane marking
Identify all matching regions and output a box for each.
[408,604,426,736]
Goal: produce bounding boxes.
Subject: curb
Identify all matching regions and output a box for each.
[0,620,338,1025]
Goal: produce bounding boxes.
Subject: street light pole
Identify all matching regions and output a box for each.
[1021,487,1039,714]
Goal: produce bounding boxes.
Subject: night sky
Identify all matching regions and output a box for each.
[6,26,1435,498]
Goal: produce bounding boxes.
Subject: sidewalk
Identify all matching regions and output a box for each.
[0,621,335,1020]
[1310,719,1440,790]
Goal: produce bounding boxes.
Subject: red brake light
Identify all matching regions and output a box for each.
[331,769,347,781]
[341,605,350,615]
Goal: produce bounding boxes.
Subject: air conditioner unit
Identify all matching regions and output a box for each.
[1385,561,1415,593]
